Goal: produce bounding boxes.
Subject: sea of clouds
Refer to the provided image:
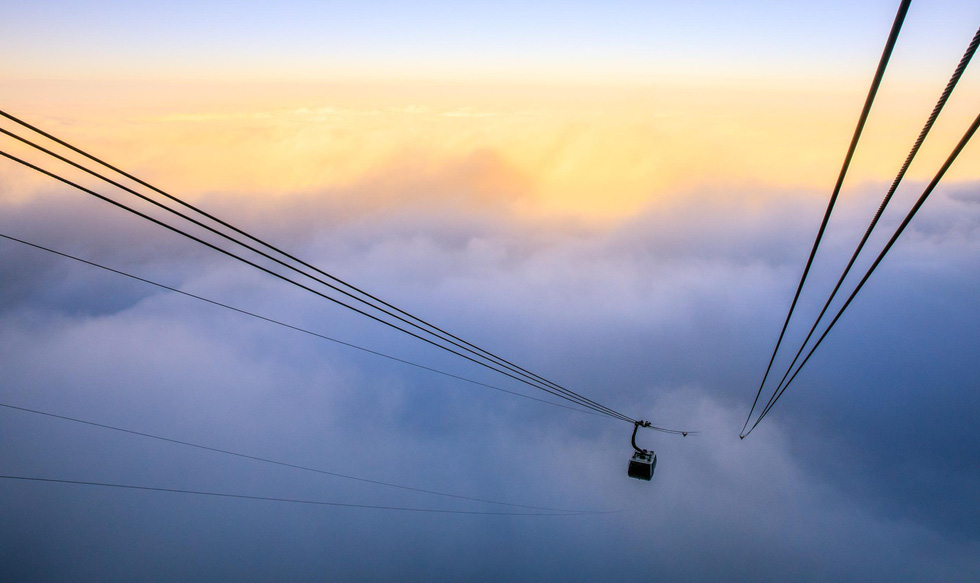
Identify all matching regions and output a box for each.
[1,159,978,581]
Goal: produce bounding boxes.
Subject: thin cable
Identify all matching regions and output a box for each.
[0,402,583,512]
[0,475,613,516]
[0,149,697,433]
[0,128,626,423]
[0,110,634,427]
[744,24,980,437]
[0,154,619,422]
[0,231,700,435]
[0,115,698,432]
[746,111,980,435]
[742,0,912,435]
[0,231,597,416]
[0,130,632,426]
[0,149,638,424]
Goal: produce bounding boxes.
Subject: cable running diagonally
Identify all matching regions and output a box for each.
[746,111,980,435]
[0,402,583,511]
[0,126,631,424]
[0,149,628,420]
[0,231,599,416]
[0,109,632,427]
[742,24,980,437]
[0,475,611,516]
[0,116,701,434]
[0,148,706,434]
[742,0,911,435]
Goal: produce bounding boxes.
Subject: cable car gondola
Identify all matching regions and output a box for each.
[627,421,657,481]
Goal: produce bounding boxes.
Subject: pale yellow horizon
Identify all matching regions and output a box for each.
[2,76,977,222]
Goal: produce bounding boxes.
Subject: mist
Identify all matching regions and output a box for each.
[2,162,979,581]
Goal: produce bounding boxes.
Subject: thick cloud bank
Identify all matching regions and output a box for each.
[1,173,979,581]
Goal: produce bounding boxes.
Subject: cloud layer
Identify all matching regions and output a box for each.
[1,166,979,581]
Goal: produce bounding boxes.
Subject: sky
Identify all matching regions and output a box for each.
[1,1,979,581]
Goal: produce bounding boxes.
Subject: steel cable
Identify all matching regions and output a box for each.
[0,148,705,433]
[0,108,634,426]
[746,111,980,435]
[742,0,912,435]
[0,475,613,516]
[0,402,587,512]
[0,231,600,416]
[0,148,634,420]
[742,24,980,437]
[0,125,633,424]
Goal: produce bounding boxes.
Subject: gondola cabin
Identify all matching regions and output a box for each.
[628,449,656,481]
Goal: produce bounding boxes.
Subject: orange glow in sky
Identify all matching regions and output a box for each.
[2,73,978,223]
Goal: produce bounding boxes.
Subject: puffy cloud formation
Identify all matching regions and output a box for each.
[1,163,979,581]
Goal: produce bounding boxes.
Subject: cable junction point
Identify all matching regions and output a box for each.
[741,14,980,438]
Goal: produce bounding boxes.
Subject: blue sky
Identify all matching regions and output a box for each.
[3,0,977,80]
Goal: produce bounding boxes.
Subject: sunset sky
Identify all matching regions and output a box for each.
[2,1,979,581]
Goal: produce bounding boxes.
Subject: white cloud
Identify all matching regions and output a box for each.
[1,176,979,580]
